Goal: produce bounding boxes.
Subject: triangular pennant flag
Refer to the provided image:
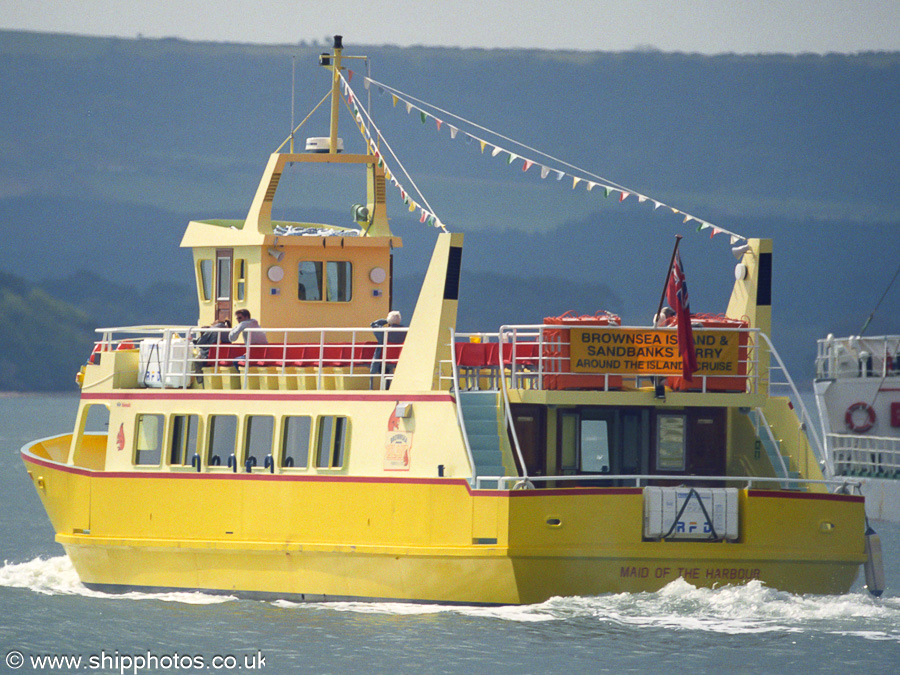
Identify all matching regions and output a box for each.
[683,214,691,223]
[670,207,679,214]
[605,187,612,198]
[449,126,458,139]
[540,166,550,179]
[479,140,487,153]
[652,200,663,210]
[391,94,398,107]
[507,153,518,165]
[522,159,534,172]
[348,70,354,81]
[556,170,564,181]
[637,195,647,203]
[420,210,428,223]
[427,215,436,227]
[572,176,581,189]
[348,92,354,105]
[436,119,443,131]
[587,182,596,191]
[406,102,413,114]
[730,235,740,245]
[420,111,428,124]
[491,146,503,157]
[619,191,629,202]
[711,227,723,238]
[409,201,417,212]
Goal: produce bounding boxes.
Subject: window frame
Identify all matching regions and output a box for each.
[315,415,349,469]
[134,413,165,467]
[281,415,312,469]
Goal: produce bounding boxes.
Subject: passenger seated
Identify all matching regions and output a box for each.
[229,309,268,370]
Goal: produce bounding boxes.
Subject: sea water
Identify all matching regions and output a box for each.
[1,394,898,674]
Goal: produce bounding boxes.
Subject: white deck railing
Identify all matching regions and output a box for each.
[816,334,900,380]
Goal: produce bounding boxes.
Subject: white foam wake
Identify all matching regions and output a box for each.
[0,556,234,605]
[283,577,900,640]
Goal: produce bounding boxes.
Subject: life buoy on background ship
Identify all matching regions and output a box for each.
[845,402,876,433]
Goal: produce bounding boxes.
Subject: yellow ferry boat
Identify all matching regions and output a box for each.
[22,38,876,604]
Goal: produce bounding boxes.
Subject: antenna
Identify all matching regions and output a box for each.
[290,55,296,153]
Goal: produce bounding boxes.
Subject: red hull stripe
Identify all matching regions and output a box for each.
[21,452,862,503]
[746,489,864,504]
[79,391,455,403]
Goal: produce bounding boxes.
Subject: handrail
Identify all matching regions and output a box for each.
[448,327,478,487]
[750,407,793,487]
[758,332,829,475]
[486,472,861,492]
[496,330,529,482]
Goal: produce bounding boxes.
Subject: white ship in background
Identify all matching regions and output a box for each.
[815,334,900,521]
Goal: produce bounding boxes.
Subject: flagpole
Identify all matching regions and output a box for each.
[655,234,682,325]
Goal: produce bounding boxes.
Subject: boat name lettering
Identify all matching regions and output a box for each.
[620,566,762,581]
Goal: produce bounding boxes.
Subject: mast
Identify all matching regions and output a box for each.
[328,35,343,154]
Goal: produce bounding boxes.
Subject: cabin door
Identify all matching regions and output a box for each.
[215,248,233,323]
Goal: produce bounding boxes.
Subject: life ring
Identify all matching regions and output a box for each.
[845,402,876,433]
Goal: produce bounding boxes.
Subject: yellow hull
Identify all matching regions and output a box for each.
[24,446,865,604]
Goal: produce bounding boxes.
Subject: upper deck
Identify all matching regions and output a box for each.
[79,319,773,409]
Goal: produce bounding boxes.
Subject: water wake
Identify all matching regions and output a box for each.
[0,556,234,605]
[298,578,900,640]
[4,556,898,641]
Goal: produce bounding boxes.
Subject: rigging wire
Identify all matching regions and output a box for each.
[859,260,900,337]
[339,73,442,226]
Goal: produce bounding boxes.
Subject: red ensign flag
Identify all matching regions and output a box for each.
[666,251,698,380]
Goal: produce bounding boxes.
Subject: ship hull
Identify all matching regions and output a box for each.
[24,445,865,604]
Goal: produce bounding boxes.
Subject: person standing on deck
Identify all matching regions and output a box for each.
[370,310,405,389]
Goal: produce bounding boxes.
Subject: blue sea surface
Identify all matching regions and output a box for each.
[2,393,898,674]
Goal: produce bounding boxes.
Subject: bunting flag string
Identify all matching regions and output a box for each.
[338,74,448,232]
[362,75,747,243]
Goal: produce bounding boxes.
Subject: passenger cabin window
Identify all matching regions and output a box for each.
[135,414,164,465]
[657,414,687,471]
[245,415,274,470]
[207,414,238,467]
[315,416,348,469]
[282,415,312,468]
[298,261,352,302]
[170,414,200,466]
[198,260,213,302]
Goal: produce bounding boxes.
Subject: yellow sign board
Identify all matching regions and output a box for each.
[570,327,743,376]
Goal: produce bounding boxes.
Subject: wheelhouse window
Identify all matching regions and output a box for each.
[135,414,164,466]
[198,260,213,302]
[207,414,238,467]
[282,415,312,468]
[315,416,348,469]
[656,414,687,471]
[326,261,352,302]
[298,260,352,302]
[235,259,247,301]
[245,415,274,470]
[216,255,232,301]
[170,414,200,466]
